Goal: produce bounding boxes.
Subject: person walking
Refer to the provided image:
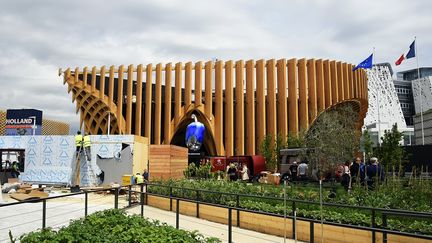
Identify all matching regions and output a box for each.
[341,161,351,191]
[240,163,249,182]
[289,161,299,181]
[350,157,360,186]
[227,163,238,181]
[297,161,308,181]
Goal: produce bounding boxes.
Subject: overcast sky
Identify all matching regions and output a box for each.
[0,0,431,134]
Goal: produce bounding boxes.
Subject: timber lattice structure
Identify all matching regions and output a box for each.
[61,58,368,156]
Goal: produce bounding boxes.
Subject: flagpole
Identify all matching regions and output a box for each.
[415,36,425,145]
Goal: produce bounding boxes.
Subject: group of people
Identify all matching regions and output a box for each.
[340,157,385,191]
[226,163,249,182]
[74,131,92,161]
[288,161,309,181]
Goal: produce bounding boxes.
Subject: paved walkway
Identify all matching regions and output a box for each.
[126,205,300,243]
[1,191,301,243]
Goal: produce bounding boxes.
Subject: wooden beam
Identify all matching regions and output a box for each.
[164,63,172,144]
[154,64,162,144]
[245,60,255,155]
[288,58,299,135]
[235,60,244,155]
[225,60,234,156]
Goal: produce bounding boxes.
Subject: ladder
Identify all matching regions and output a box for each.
[72,144,98,188]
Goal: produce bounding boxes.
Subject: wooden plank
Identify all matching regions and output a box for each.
[215,60,224,155]
[164,63,172,144]
[287,58,298,135]
[245,60,255,155]
[126,64,134,134]
[266,59,277,139]
[256,59,266,149]
[205,61,213,118]
[276,59,288,143]
[154,64,162,144]
[135,64,143,136]
[235,60,244,155]
[174,62,182,126]
[145,64,153,138]
[224,60,234,156]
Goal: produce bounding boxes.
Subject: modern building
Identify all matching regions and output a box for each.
[364,64,413,146]
[412,76,432,145]
[61,58,368,156]
[0,110,70,135]
[394,67,432,127]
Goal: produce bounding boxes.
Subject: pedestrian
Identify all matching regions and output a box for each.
[11,161,20,178]
[350,157,360,186]
[227,163,238,181]
[341,161,351,191]
[366,157,384,189]
[289,161,299,181]
[143,169,149,182]
[297,161,308,181]
[240,163,249,182]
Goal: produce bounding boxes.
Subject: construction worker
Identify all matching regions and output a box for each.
[83,133,91,161]
[74,131,83,154]
[135,173,144,184]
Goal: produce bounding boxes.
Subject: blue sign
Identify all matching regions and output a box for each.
[185,115,205,151]
[5,109,43,135]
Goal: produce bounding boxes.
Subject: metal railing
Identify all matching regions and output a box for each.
[1,183,431,243]
[138,182,432,243]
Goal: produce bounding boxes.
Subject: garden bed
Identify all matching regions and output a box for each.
[147,179,432,236]
[15,209,221,243]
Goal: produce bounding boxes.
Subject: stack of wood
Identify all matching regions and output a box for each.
[149,145,188,180]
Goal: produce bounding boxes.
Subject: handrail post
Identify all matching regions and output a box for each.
[176,198,180,229]
[170,186,173,211]
[140,183,144,217]
[42,199,46,229]
[372,209,376,243]
[145,182,148,205]
[382,213,388,243]
[84,191,88,217]
[236,194,240,227]
[114,187,119,209]
[196,189,200,218]
[292,201,296,239]
[228,207,232,243]
[309,221,314,243]
[128,185,132,207]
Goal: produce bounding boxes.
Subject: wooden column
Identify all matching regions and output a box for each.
[174,62,182,126]
[298,58,308,130]
[135,64,143,136]
[323,60,332,108]
[184,62,192,112]
[154,64,162,144]
[225,60,234,156]
[307,59,317,124]
[116,65,124,134]
[235,60,244,155]
[316,60,325,113]
[349,64,355,98]
[256,59,266,149]
[266,59,277,139]
[194,62,203,106]
[330,61,338,104]
[245,60,255,155]
[145,64,153,138]
[74,67,80,85]
[215,60,224,154]
[205,61,213,119]
[342,63,349,99]
[99,66,106,99]
[353,69,358,98]
[164,63,172,144]
[82,67,88,89]
[108,66,115,108]
[126,64,134,134]
[337,61,344,101]
[91,66,97,94]
[276,59,288,143]
[288,58,299,135]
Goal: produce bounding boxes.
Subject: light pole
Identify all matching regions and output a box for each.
[29,116,36,135]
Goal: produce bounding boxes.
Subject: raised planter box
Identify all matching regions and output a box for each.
[146,195,429,243]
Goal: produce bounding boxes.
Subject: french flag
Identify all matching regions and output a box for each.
[395,40,416,66]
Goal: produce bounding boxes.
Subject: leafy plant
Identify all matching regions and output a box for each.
[18,209,221,243]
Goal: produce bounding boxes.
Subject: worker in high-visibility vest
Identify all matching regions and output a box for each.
[74,131,83,154]
[83,133,91,161]
[135,173,144,184]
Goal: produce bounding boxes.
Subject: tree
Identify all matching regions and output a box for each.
[303,104,359,179]
[378,123,404,171]
[361,129,374,161]
[259,133,285,172]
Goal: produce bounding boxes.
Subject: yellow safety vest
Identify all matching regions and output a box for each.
[83,135,91,148]
[75,135,83,147]
[136,174,144,184]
